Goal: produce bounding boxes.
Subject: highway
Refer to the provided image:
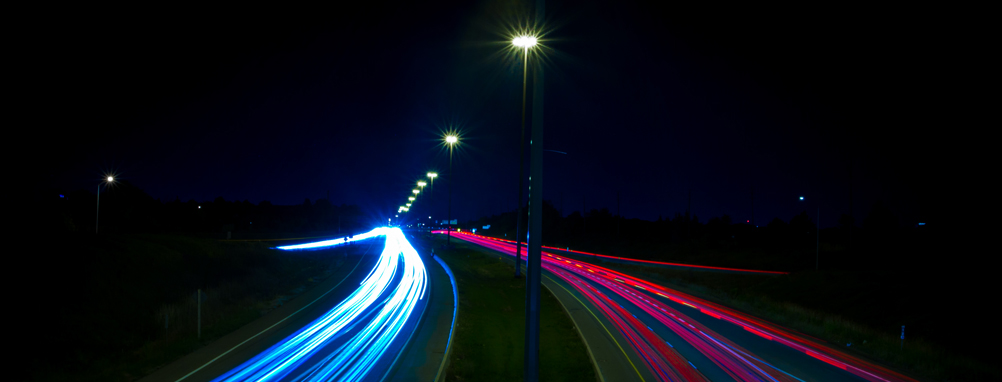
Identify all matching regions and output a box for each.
[446,231,917,382]
[141,227,456,382]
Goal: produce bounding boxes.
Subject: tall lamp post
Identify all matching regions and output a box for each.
[800,196,820,270]
[96,176,114,234]
[445,135,458,246]
[520,2,545,377]
[427,172,438,226]
[417,181,427,230]
[512,34,538,278]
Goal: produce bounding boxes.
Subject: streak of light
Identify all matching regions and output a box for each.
[443,230,918,382]
[213,227,427,382]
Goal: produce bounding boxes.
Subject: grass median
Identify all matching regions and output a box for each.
[420,235,595,382]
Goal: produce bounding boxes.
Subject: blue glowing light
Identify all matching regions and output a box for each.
[215,227,427,382]
[799,196,804,200]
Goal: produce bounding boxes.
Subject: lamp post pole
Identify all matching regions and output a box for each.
[96,176,113,234]
[428,172,437,228]
[800,196,820,270]
[96,184,101,234]
[448,147,453,245]
[524,1,544,378]
[514,43,530,278]
[446,136,457,246]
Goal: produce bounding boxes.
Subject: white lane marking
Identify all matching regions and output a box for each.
[175,241,375,382]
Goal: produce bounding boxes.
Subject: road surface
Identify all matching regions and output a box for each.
[141,228,456,382]
[447,231,917,382]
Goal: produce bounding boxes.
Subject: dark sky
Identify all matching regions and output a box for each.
[30,1,960,228]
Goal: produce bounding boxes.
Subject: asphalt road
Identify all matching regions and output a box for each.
[449,231,917,382]
[140,238,382,382]
[383,232,458,382]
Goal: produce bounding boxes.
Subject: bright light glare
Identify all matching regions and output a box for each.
[408,197,415,201]
[445,135,458,144]
[413,189,420,195]
[799,196,805,200]
[418,181,427,187]
[513,35,538,48]
[228,228,426,381]
[427,172,438,178]
[106,176,114,182]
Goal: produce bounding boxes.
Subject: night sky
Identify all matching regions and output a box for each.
[31,1,956,228]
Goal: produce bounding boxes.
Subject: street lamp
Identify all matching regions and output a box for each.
[96,176,114,233]
[799,196,820,270]
[445,134,458,245]
[512,34,538,279]
[408,196,416,202]
[427,172,438,224]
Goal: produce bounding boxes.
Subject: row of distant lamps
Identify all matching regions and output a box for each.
[394,135,459,228]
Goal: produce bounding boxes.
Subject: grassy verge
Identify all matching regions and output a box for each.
[17,233,347,382]
[576,258,999,381]
[419,235,595,382]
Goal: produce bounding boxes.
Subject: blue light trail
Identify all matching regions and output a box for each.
[212,227,427,382]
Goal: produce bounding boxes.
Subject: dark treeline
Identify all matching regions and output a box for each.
[464,199,941,272]
[42,180,367,237]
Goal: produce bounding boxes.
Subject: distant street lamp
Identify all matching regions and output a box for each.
[512,34,538,279]
[446,135,459,245]
[424,172,436,223]
[96,176,114,234]
[799,196,820,270]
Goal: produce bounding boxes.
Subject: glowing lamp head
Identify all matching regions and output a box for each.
[418,181,427,187]
[445,135,458,144]
[413,189,420,195]
[408,197,415,201]
[799,196,805,201]
[513,35,538,48]
[106,176,114,182]
[406,203,411,207]
[427,172,438,179]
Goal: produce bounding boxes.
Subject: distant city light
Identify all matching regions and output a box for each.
[799,196,804,200]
